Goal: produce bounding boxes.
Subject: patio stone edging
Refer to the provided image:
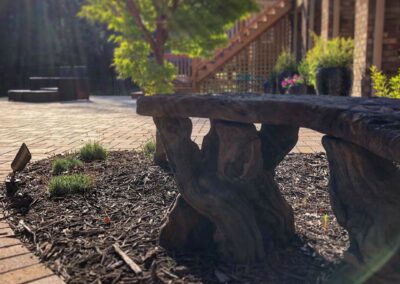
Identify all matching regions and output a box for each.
[0,213,65,284]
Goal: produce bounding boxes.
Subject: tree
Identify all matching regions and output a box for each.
[79,0,258,165]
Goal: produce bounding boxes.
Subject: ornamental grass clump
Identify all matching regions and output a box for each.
[52,157,83,176]
[143,139,156,160]
[79,142,107,162]
[49,174,92,197]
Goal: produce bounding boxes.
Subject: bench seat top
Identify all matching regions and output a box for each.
[137,94,400,162]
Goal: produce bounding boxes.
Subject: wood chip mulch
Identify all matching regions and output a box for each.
[0,151,348,283]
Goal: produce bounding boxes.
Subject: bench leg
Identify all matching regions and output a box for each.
[155,117,297,263]
[159,195,215,252]
[323,136,400,284]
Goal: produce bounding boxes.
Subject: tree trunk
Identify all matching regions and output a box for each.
[323,136,400,284]
[155,117,298,263]
[151,44,169,168]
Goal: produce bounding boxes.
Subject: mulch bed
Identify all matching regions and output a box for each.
[0,151,348,283]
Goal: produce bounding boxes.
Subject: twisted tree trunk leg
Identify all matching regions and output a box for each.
[159,195,215,252]
[156,117,298,263]
[154,130,168,169]
[323,136,400,284]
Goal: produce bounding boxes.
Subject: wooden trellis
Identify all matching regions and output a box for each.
[199,15,292,94]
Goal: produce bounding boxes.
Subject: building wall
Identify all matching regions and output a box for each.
[382,0,400,76]
[339,0,356,38]
[313,0,322,36]
[352,0,375,97]
[298,0,399,97]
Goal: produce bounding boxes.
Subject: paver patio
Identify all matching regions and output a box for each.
[0,96,324,283]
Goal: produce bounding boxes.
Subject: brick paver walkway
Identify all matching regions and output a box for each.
[0,96,324,283]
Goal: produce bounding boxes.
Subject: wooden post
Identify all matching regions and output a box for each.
[191,58,199,93]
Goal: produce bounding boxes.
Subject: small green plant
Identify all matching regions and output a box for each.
[274,50,297,74]
[299,34,354,87]
[49,174,92,197]
[52,157,83,176]
[370,66,400,99]
[143,139,156,160]
[79,142,107,162]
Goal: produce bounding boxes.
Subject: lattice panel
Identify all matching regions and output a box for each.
[199,15,292,94]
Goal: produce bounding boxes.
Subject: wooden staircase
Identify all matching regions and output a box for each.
[192,0,292,87]
[167,0,293,93]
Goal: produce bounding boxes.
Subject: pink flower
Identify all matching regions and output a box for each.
[281,80,288,88]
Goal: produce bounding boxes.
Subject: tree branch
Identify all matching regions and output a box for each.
[152,0,162,14]
[125,0,157,51]
[170,0,180,12]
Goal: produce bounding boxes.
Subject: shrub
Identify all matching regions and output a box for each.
[299,35,354,87]
[274,50,297,74]
[52,157,83,176]
[143,139,156,160]
[49,174,92,197]
[79,142,107,162]
[370,66,400,99]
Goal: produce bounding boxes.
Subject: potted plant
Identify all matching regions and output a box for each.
[281,75,307,95]
[300,35,354,96]
[264,70,278,94]
[274,50,298,94]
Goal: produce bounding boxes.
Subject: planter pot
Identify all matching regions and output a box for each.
[277,71,297,94]
[316,67,352,96]
[263,78,278,94]
[286,84,308,95]
[306,84,316,95]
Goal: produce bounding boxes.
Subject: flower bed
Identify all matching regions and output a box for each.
[1,151,348,283]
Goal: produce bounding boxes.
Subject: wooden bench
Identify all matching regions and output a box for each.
[30,77,90,100]
[137,94,400,284]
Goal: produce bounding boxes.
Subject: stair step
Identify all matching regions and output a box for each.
[250,23,258,29]
[193,0,291,83]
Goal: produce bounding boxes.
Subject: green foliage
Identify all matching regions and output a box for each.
[370,66,400,99]
[49,174,92,197]
[113,40,177,95]
[143,139,156,159]
[79,0,259,95]
[79,142,108,162]
[52,157,83,176]
[274,50,297,74]
[299,35,354,87]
